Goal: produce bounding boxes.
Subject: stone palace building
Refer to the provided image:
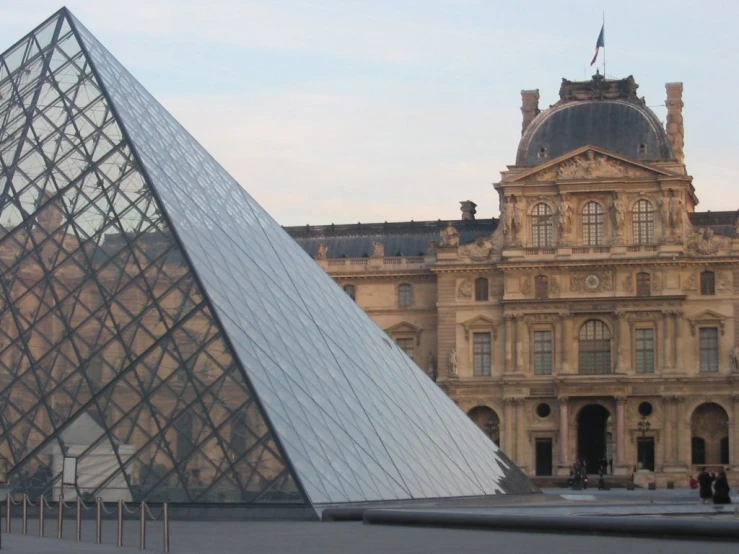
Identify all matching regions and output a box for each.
[287,74,739,483]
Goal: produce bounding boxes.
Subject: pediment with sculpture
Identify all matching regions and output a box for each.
[506,146,676,183]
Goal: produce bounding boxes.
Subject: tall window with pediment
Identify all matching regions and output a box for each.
[473,333,492,376]
[474,278,489,301]
[531,203,553,247]
[582,201,604,246]
[632,200,655,244]
[578,319,611,374]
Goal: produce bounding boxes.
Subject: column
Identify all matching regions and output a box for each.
[615,396,627,467]
[674,396,685,467]
[661,311,671,371]
[515,315,525,373]
[558,397,569,467]
[615,311,629,373]
[732,395,739,470]
[560,313,572,374]
[503,397,515,459]
[513,398,525,466]
[662,396,674,467]
[672,311,682,370]
[504,315,514,373]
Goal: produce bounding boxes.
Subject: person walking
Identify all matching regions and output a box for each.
[712,470,731,504]
[697,467,714,504]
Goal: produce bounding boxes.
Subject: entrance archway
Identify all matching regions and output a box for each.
[467,406,500,446]
[577,404,610,474]
[691,402,729,465]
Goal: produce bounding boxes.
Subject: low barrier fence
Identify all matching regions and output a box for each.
[1,494,169,552]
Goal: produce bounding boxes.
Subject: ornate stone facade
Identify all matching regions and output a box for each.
[287,74,739,483]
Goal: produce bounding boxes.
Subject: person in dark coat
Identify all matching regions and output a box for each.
[713,471,731,504]
[697,467,714,504]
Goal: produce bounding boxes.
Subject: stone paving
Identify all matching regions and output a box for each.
[2,489,738,553]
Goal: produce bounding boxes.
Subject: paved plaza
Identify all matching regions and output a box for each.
[2,489,738,553]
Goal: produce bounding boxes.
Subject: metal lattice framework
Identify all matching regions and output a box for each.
[0,9,534,511]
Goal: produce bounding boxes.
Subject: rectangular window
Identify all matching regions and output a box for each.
[473,332,491,376]
[396,338,414,361]
[699,327,719,372]
[533,330,552,375]
[634,328,654,373]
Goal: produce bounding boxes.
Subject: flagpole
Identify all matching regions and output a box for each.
[602,12,606,78]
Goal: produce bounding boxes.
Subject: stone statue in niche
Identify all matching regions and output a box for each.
[440,223,460,247]
[371,241,384,258]
[730,346,739,372]
[512,198,525,242]
[658,193,671,237]
[622,273,633,293]
[609,192,626,234]
[427,353,437,382]
[520,276,531,295]
[315,243,328,260]
[558,194,573,236]
[669,192,684,233]
[683,272,698,291]
[447,348,458,376]
[502,196,514,238]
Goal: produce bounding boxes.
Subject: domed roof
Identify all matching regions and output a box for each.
[516,75,674,166]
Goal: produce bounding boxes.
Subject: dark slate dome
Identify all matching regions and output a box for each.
[517,75,674,166]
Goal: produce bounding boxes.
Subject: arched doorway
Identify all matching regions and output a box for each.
[577,404,610,474]
[691,403,729,466]
[467,406,500,447]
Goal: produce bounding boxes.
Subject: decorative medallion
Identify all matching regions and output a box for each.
[585,274,601,290]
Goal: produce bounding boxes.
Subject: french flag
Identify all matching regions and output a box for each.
[590,24,605,66]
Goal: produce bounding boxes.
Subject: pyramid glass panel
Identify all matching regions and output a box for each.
[0,9,535,516]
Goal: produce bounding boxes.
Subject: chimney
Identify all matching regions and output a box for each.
[521,89,540,134]
[460,200,477,221]
[665,82,684,164]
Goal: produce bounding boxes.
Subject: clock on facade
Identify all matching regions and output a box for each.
[585,274,601,290]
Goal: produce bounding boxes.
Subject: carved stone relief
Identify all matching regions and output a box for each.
[459,232,503,262]
[652,273,663,293]
[622,273,633,293]
[530,150,653,181]
[456,279,472,300]
[682,272,698,292]
[718,272,732,293]
[440,223,460,247]
[550,276,561,297]
[520,276,532,295]
[686,227,730,255]
[570,271,614,293]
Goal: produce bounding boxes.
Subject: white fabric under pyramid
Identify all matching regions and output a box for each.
[0,8,535,516]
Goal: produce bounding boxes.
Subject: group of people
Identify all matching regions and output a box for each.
[696,467,732,504]
[567,457,613,490]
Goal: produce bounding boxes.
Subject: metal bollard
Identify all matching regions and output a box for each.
[76,497,82,541]
[96,498,102,544]
[139,501,146,550]
[22,494,28,535]
[163,503,169,553]
[5,494,10,533]
[57,494,64,540]
[39,497,45,537]
[117,499,123,547]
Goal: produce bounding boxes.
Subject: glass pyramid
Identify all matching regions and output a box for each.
[0,8,535,514]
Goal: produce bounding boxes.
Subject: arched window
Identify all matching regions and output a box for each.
[398,283,413,307]
[531,203,553,247]
[343,284,356,301]
[636,272,651,296]
[582,201,604,246]
[578,319,611,374]
[474,278,489,301]
[700,271,715,295]
[632,200,655,244]
[535,275,548,299]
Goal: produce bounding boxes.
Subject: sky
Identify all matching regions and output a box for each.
[2,0,738,226]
